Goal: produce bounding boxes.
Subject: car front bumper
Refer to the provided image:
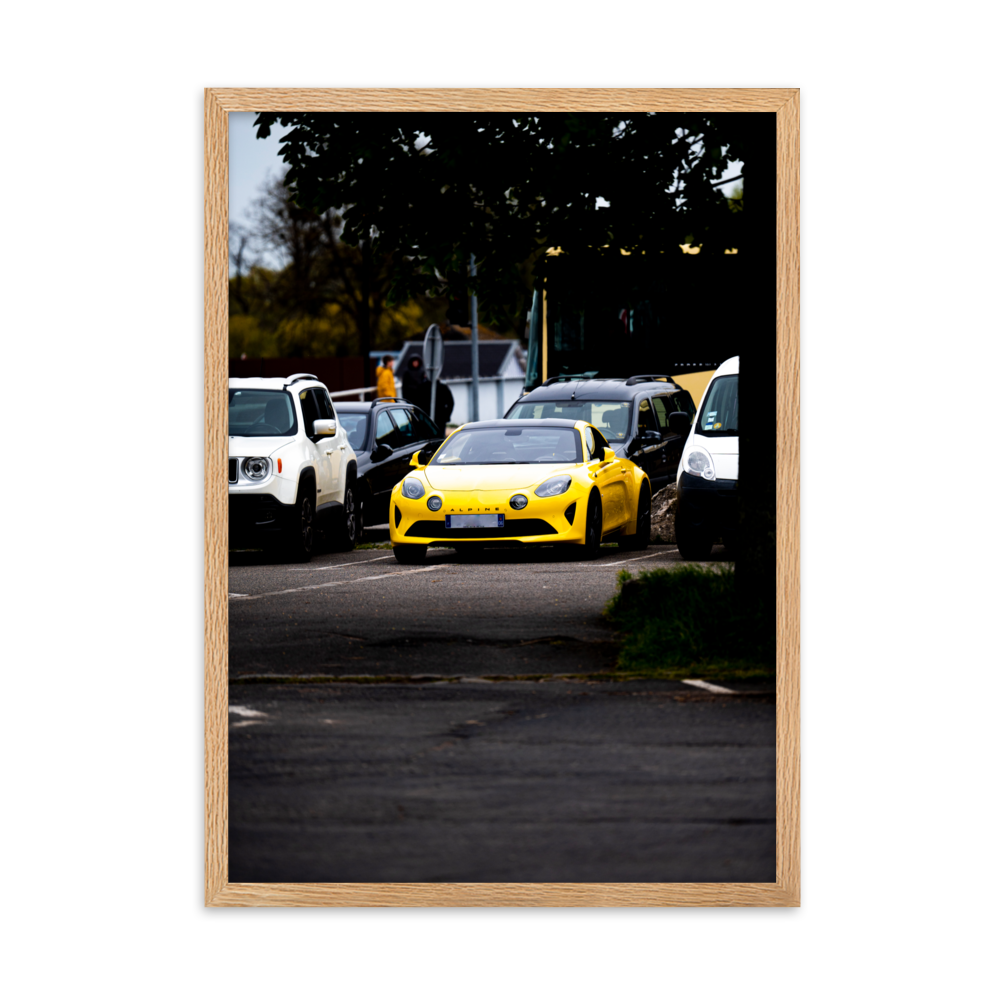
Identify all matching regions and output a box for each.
[389,487,587,546]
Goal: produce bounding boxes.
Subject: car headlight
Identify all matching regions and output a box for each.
[684,448,716,481]
[534,475,572,498]
[510,494,528,510]
[402,477,425,499]
[427,495,442,511]
[242,457,270,480]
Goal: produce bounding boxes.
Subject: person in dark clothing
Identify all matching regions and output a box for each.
[401,355,430,412]
[434,379,454,430]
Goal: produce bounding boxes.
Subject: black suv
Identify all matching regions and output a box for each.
[334,398,446,529]
[505,375,696,492]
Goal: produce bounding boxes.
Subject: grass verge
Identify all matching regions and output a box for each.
[605,564,775,681]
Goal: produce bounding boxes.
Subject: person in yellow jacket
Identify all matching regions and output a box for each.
[375,355,396,400]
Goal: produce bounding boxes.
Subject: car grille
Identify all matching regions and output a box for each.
[229,458,238,484]
[405,518,557,539]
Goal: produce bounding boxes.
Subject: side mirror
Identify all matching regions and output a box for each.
[372,442,393,462]
[668,412,691,435]
[413,445,438,467]
[641,429,661,444]
[313,418,337,436]
[603,447,616,463]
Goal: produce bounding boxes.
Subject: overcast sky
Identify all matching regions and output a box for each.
[228,113,744,273]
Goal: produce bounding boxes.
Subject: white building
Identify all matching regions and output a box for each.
[396,339,526,424]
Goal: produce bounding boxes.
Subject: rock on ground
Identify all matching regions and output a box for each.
[650,483,677,544]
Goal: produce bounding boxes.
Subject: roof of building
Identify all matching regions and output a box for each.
[397,339,525,381]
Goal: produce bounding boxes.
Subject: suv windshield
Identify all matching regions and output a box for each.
[229,389,297,437]
[431,427,583,465]
[696,375,738,437]
[506,400,632,441]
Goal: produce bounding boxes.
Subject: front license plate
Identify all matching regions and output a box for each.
[446,514,504,529]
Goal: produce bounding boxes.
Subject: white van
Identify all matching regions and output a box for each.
[674,356,739,560]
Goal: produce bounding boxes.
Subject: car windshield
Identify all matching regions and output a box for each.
[431,426,582,465]
[338,412,369,451]
[228,389,297,437]
[696,375,738,437]
[506,400,632,441]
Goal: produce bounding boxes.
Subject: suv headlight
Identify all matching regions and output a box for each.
[684,448,716,481]
[242,457,271,480]
[402,477,425,499]
[534,475,572,498]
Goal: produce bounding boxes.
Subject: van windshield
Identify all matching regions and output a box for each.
[695,375,738,437]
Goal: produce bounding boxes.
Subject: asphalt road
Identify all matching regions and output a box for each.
[228,538,775,883]
[229,538,731,678]
[229,680,776,883]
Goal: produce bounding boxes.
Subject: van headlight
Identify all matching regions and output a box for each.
[534,475,572,498]
[684,448,716,481]
[402,477,425,499]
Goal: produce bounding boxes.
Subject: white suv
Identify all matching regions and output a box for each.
[229,374,360,560]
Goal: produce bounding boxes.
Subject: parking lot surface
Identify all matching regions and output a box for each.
[229,679,775,883]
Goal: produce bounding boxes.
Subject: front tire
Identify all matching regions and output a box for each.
[675,504,713,561]
[393,544,426,565]
[284,486,315,562]
[619,484,651,551]
[332,480,360,552]
[578,491,603,560]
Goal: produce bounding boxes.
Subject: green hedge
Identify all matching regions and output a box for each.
[605,565,776,679]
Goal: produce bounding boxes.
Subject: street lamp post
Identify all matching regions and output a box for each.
[470,252,479,422]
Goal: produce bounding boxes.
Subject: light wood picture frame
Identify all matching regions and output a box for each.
[205,88,799,907]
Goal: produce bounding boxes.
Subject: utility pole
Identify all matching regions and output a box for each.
[359,234,372,397]
[470,252,480,422]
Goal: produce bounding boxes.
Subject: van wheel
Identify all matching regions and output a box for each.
[722,532,739,558]
[675,507,712,561]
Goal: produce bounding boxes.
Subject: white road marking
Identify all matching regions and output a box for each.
[286,555,394,571]
[598,551,674,568]
[681,679,736,695]
[229,565,437,601]
[229,705,269,718]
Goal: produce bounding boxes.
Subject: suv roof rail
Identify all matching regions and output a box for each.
[540,372,600,386]
[373,396,408,403]
[284,373,319,386]
[624,374,676,386]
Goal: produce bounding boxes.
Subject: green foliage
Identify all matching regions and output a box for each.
[229,180,445,358]
[605,564,775,679]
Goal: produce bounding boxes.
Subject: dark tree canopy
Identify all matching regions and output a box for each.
[254,113,753,308]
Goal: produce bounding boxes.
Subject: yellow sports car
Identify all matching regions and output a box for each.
[389,419,652,564]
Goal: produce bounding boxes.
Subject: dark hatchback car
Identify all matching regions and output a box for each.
[334,398,446,529]
[504,375,697,492]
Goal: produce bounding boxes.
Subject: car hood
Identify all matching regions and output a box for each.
[424,463,578,492]
[228,436,296,457]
